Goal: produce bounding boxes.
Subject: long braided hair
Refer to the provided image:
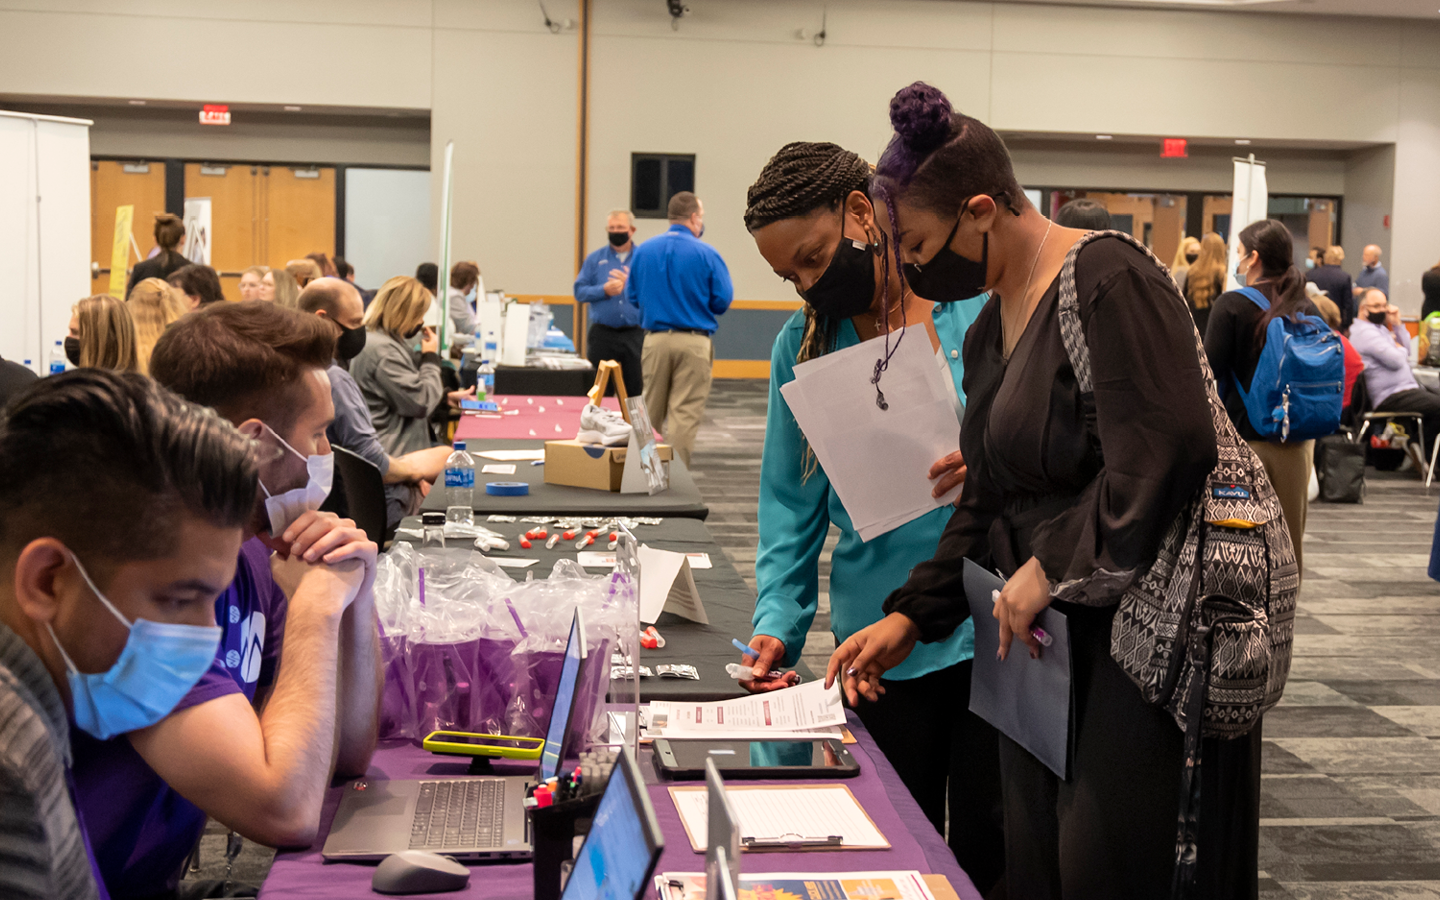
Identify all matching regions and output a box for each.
[745,142,875,479]
[745,142,874,367]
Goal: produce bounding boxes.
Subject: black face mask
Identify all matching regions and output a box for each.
[335,324,367,361]
[1185,252,1199,264]
[608,231,630,248]
[64,336,81,367]
[800,217,880,321]
[1367,310,1388,325]
[404,324,424,340]
[903,206,989,303]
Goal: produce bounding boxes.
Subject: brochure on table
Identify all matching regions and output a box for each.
[658,871,939,900]
[645,679,845,740]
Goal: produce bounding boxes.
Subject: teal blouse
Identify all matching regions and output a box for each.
[752,299,985,680]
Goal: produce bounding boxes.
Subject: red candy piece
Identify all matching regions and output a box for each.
[520,538,532,549]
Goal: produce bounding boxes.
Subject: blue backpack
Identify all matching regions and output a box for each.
[1232,286,1344,441]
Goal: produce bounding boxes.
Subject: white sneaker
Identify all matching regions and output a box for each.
[576,403,632,446]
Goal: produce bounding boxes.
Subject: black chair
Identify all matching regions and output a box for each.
[325,445,392,547]
[1347,371,1430,480]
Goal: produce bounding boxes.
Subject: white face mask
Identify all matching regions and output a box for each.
[257,425,333,538]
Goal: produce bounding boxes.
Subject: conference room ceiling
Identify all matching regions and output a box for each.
[987,0,1440,18]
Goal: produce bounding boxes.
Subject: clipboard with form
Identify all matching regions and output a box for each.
[668,784,890,852]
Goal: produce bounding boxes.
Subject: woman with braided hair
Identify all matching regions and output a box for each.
[741,141,1002,892]
[828,83,1262,898]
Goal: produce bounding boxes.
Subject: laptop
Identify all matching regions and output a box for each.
[559,745,664,900]
[322,607,591,860]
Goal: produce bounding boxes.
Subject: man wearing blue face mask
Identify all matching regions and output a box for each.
[0,369,260,900]
[71,301,382,899]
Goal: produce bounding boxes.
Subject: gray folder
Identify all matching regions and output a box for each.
[963,559,1073,780]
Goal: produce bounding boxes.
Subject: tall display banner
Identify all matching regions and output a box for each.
[108,204,133,296]
[435,140,455,345]
[181,197,212,265]
[1226,155,1268,291]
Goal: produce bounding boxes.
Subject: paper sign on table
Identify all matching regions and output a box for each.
[639,544,707,625]
[668,784,889,852]
[778,324,961,542]
[477,449,546,462]
[579,551,709,571]
[481,464,516,475]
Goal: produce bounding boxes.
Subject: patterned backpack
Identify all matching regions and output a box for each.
[1054,231,1298,893]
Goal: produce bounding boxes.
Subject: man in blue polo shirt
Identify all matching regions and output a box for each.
[626,192,733,465]
[574,209,644,397]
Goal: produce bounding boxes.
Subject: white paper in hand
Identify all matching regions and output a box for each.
[779,324,961,541]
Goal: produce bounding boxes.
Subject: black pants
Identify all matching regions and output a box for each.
[852,660,1005,896]
[586,324,644,397]
[1376,385,1440,460]
[999,604,1261,900]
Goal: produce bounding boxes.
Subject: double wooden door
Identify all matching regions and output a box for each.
[186,163,335,300]
[89,161,336,301]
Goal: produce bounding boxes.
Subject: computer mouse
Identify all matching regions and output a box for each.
[371,850,471,895]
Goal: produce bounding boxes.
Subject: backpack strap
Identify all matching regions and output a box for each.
[1056,230,1214,396]
[1236,286,1270,311]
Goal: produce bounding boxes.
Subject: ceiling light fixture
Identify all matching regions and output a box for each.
[128,99,146,105]
[284,105,302,111]
[1235,138,1252,145]
[1095,134,1113,140]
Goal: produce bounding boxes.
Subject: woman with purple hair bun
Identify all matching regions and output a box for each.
[826,83,1260,898]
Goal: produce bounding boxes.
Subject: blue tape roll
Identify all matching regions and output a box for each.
[485,481,530,496]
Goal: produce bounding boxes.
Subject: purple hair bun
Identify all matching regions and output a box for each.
[889,82,952,153]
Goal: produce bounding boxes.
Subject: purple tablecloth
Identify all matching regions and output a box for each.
[259,713,980,899]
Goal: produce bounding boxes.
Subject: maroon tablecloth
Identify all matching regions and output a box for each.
[258,713,980,899]
[454,395,658,442]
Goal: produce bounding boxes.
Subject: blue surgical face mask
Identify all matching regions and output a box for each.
[46,553,222,740]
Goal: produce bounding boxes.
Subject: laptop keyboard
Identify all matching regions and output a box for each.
[410,780,505,849]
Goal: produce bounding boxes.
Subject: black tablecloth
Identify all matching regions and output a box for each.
[494,365,595,397]
[418,439,708,520]
[394,516,809,701]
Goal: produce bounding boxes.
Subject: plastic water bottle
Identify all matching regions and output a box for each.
[48,341,66,375]
[22,360,33,376]
[444,441,476,527]
[479,339,498,396]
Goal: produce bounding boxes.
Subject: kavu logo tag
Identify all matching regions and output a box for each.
[1212,484,1251,500]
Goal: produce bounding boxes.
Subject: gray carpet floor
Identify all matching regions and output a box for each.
[187,378,1440,898]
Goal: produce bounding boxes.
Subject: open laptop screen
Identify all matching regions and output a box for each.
[538,607,587,782]
[560,746,664,900]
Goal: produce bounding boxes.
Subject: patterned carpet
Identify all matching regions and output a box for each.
[188,378,1440,897]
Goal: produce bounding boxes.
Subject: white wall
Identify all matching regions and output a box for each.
[0,112,91,369]
[6,0,1440,309]
[1342,145,1396,280]
[344,168,432,289]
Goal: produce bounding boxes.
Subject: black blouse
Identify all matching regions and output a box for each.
[882,237,1217,643]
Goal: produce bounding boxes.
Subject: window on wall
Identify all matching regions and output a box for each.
[631,153,695,219]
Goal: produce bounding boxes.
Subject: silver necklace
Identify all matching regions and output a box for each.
[1002,218,1054,362]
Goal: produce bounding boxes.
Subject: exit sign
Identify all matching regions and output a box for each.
[1161,138,1188,158]
[199,104,231,126]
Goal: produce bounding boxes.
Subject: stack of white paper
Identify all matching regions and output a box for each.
[644,679,846,741]
[778,324,961,541]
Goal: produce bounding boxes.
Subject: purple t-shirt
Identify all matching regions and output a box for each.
[71,537,287,898]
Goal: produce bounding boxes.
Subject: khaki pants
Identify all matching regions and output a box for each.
[1247,439,1314,580]
[641,331,713,467]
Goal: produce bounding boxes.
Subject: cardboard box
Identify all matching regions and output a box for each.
[543,440,672,492]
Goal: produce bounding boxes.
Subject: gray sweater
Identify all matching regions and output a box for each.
[349,329,444,457]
